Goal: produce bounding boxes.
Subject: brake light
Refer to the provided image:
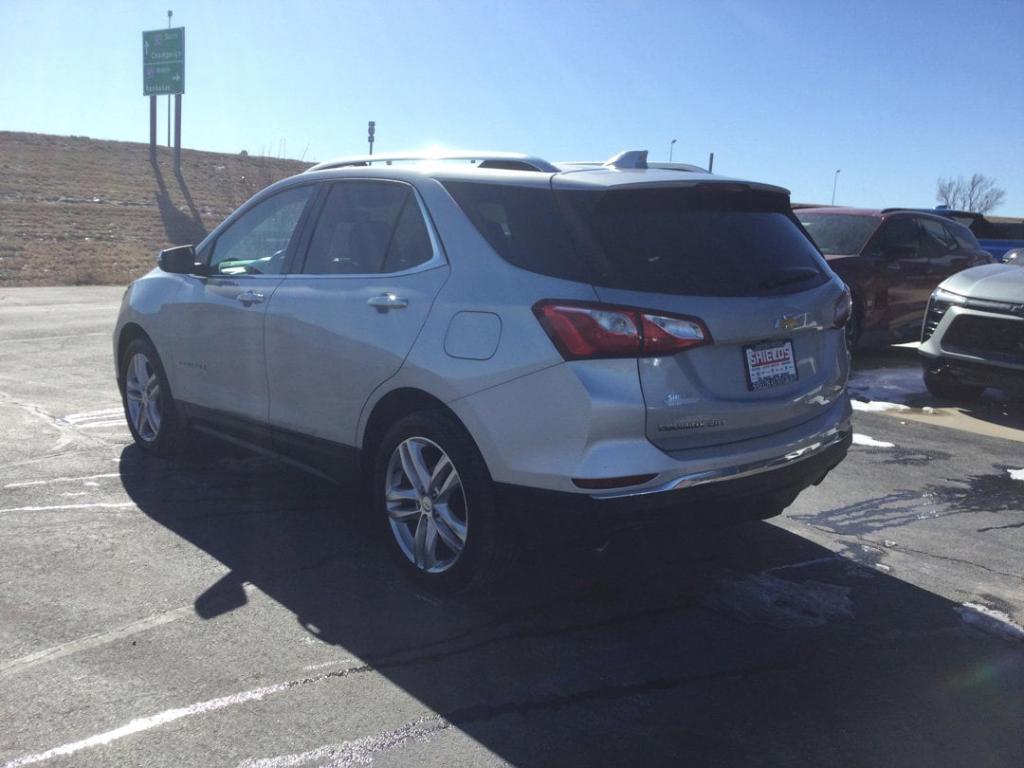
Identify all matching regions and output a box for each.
[533,300,711,360]
[833,287,853,328]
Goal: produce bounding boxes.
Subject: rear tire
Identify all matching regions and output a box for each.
[119,337,184,456]
[923,365,984,402]
[372,410,509,595]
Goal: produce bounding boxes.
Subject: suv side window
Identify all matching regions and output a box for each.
[382,196,434,273]
[877,217,920,255]
[949,222,981,251]
[302,182,431,275]
[209,185,314,275]
[919,218,957,257]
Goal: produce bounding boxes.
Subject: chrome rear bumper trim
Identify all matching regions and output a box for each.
[592,424,852,500]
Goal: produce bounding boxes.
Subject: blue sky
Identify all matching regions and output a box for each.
[2,0,1022,213]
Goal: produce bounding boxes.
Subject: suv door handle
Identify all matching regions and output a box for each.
[367,293,408,310]
[236,289,265,306]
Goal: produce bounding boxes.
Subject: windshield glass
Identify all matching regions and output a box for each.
[797,212,880,255]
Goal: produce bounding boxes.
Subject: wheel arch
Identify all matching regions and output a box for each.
[359,387,479,476]
[116,323,154,382]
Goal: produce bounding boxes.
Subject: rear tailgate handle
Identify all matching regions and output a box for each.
[236,289,265,306]
[367,293,408,310]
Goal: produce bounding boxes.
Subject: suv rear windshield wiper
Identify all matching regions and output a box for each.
[759,266,821,290]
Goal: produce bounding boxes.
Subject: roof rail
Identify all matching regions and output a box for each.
[305,151,559,173]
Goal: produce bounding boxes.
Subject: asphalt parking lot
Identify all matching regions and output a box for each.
[1,287,1022,768]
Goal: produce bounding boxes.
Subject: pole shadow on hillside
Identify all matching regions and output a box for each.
[150,153,207,246]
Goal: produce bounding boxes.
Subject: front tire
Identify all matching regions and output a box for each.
[372,411,507,594]
[923,365,984,402]
[120,337,183,456]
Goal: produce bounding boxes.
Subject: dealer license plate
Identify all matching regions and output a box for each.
[744,340,798,391]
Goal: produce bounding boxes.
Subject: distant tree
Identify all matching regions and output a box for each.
[935,174,1006,214]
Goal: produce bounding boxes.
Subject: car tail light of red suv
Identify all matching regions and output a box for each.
[532,300,712,361]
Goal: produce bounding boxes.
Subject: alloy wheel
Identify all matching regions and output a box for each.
[125,352,162,443]
[384,437,468,574]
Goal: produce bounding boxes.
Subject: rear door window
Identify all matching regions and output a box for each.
[877,218,920,253]
[948,222,980,251]
[919,218,957,258]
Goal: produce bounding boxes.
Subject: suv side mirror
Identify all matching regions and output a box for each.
[158,244,197,274]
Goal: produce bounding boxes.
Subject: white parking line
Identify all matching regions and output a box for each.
[1,662,368,768]
[60,408,124,424]
[0,606,195,678]
[0,502,135,514]
[3,473,121,489]
[238,716,450,768]
[0,332,110,344]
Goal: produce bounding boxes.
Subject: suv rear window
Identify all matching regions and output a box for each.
[564,185,828,297]
[445,181,829,297]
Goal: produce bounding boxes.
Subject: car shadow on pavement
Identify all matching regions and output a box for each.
[118,443,1024,768]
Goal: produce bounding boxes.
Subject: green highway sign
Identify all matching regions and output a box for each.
[143,27,185,96]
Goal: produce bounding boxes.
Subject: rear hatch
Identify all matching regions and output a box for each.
[553,179,848,451]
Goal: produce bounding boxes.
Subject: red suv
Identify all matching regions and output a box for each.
[796,207,991,349]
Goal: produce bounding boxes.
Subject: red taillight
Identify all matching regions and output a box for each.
[532,300,711,360]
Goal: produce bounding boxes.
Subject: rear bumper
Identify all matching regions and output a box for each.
[496,426,851,528]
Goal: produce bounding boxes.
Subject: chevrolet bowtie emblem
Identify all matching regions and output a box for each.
[775,312,808,331]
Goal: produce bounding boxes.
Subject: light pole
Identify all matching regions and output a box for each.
[669,138,677,162]
[831,169,841,206]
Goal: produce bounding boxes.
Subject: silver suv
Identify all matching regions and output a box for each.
[114,149,853,592]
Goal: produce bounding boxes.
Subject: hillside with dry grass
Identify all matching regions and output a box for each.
[0,131,309,285]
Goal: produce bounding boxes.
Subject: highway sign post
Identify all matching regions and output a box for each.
[143,26,185,171]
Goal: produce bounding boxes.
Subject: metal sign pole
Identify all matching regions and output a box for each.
[174,94,182,174]
[166,10,172,148]
[150,95,157,159]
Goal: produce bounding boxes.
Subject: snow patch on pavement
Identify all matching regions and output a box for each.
[956,603,1024,642]
[851,400,911,413]
[1008,468,1024,482]
[852,434,895,448]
